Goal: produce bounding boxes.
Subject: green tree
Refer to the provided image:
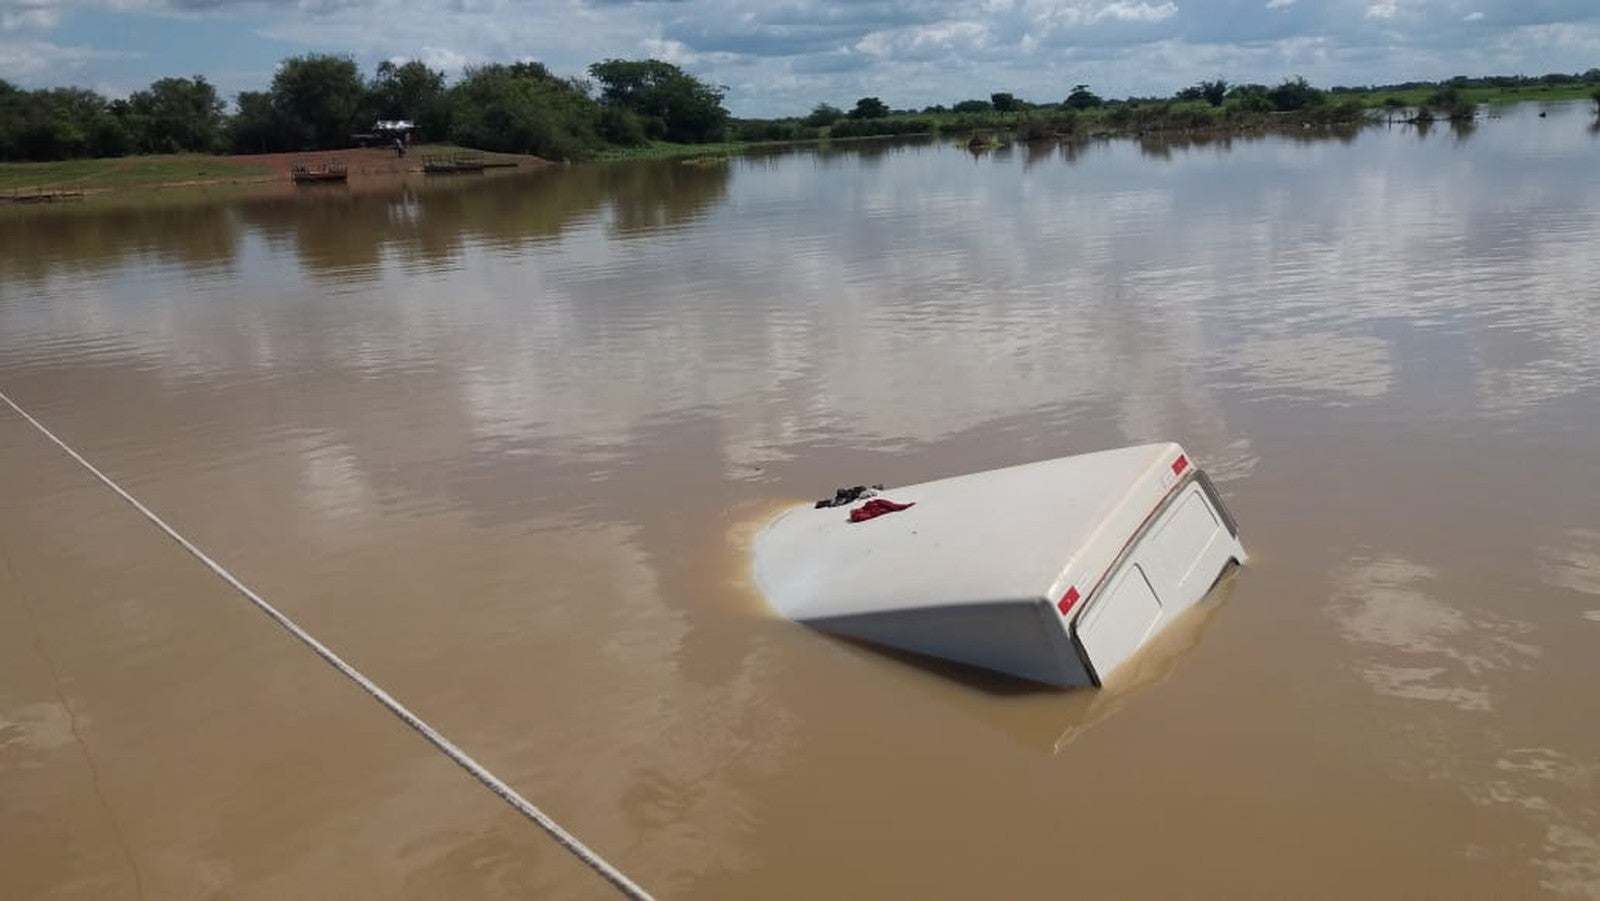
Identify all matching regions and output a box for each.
[990,92,1019,112]
[368,59,445,118]
[91,99,135,157]
[366,59,448,139]
[270,54,365,150]
[598,106,648,145]
[4,87,110,160]
[1064,84,1103,109]
[0,79,20,159]
[804,102,844,127]
[229,90,292,154]
[1176,78,1230,106]
[952,98,991,113]
[1267,76,1324,112]
[447,62,603,159]
[587,59,729,143]
[128,75,224,152]
[848,96,889,119]
[1225,83,1273,113]
[1426,85,1475,120]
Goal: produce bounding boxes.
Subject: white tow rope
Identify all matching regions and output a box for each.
[0,388,653,901]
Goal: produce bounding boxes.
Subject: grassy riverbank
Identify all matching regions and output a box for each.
[1,143,543,195]
[0,154,270,193]
[1343,80,1600,108]
[593,140,750,162]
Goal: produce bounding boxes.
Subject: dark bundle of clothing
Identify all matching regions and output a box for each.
[815,484,885,509]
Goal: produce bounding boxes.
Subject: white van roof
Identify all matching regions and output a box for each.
[755,442,1193,622]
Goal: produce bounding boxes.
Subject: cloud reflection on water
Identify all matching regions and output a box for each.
[1327,554,1600,895]
[1328,555,1539,713]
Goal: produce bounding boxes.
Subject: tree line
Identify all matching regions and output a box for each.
[5,59,1598,164]
[795,68,1600,125]
[0,55,730,162]
[734,77,1356,143]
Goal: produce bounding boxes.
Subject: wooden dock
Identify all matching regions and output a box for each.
[421,152,501,174]
[291,161,349,184]
[4,189,85,204]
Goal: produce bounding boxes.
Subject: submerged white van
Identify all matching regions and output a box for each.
[753,443,1245,687]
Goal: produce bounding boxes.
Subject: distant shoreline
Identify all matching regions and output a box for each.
[3,94,1593,199]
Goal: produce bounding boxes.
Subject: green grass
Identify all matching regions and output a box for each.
[404,143,538,164]
[1351,83,1600,109]
[593,140,757,162]
[0,154,270,192]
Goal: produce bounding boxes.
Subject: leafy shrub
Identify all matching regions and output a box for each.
[828,117,935,138]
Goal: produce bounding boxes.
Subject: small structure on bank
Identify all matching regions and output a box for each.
[352,119,415,152]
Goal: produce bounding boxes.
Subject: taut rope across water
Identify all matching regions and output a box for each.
[0,387,653,900]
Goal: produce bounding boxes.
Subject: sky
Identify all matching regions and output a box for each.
[1,0,1598,116]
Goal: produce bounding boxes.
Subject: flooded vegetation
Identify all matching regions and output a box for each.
[3,101,1599,898]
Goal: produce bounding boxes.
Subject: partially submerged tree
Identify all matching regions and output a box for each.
[1064,84,1103,109]
[1224,83,1274,113]
[1266,76,1324,111]
[1177,79,1229,106]
[1426,85,1476,120]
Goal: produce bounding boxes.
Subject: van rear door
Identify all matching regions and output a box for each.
[1073,477,1239,682]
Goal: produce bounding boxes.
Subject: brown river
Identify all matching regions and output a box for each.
[3,101,1599,899]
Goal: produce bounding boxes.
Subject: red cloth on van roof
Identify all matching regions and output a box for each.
[848,498,915,523]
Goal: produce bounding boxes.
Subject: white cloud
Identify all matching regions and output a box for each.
[0,39,137,79]
[1092,1,1178,23]
[853,21,992,61]
[908,20,991,50]
[1,1,57,31]
[416,46,467,74]
[1492,21,1600,57]
[3,0,1600,114]
[640,37,698,66]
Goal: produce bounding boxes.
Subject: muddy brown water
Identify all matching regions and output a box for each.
[3,102,1599,899]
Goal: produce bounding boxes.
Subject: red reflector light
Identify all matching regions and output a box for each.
[1172,454,1189,476]
[1057,587,1080,616]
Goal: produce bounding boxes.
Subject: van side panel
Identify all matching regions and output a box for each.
[806,601,1094,687]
